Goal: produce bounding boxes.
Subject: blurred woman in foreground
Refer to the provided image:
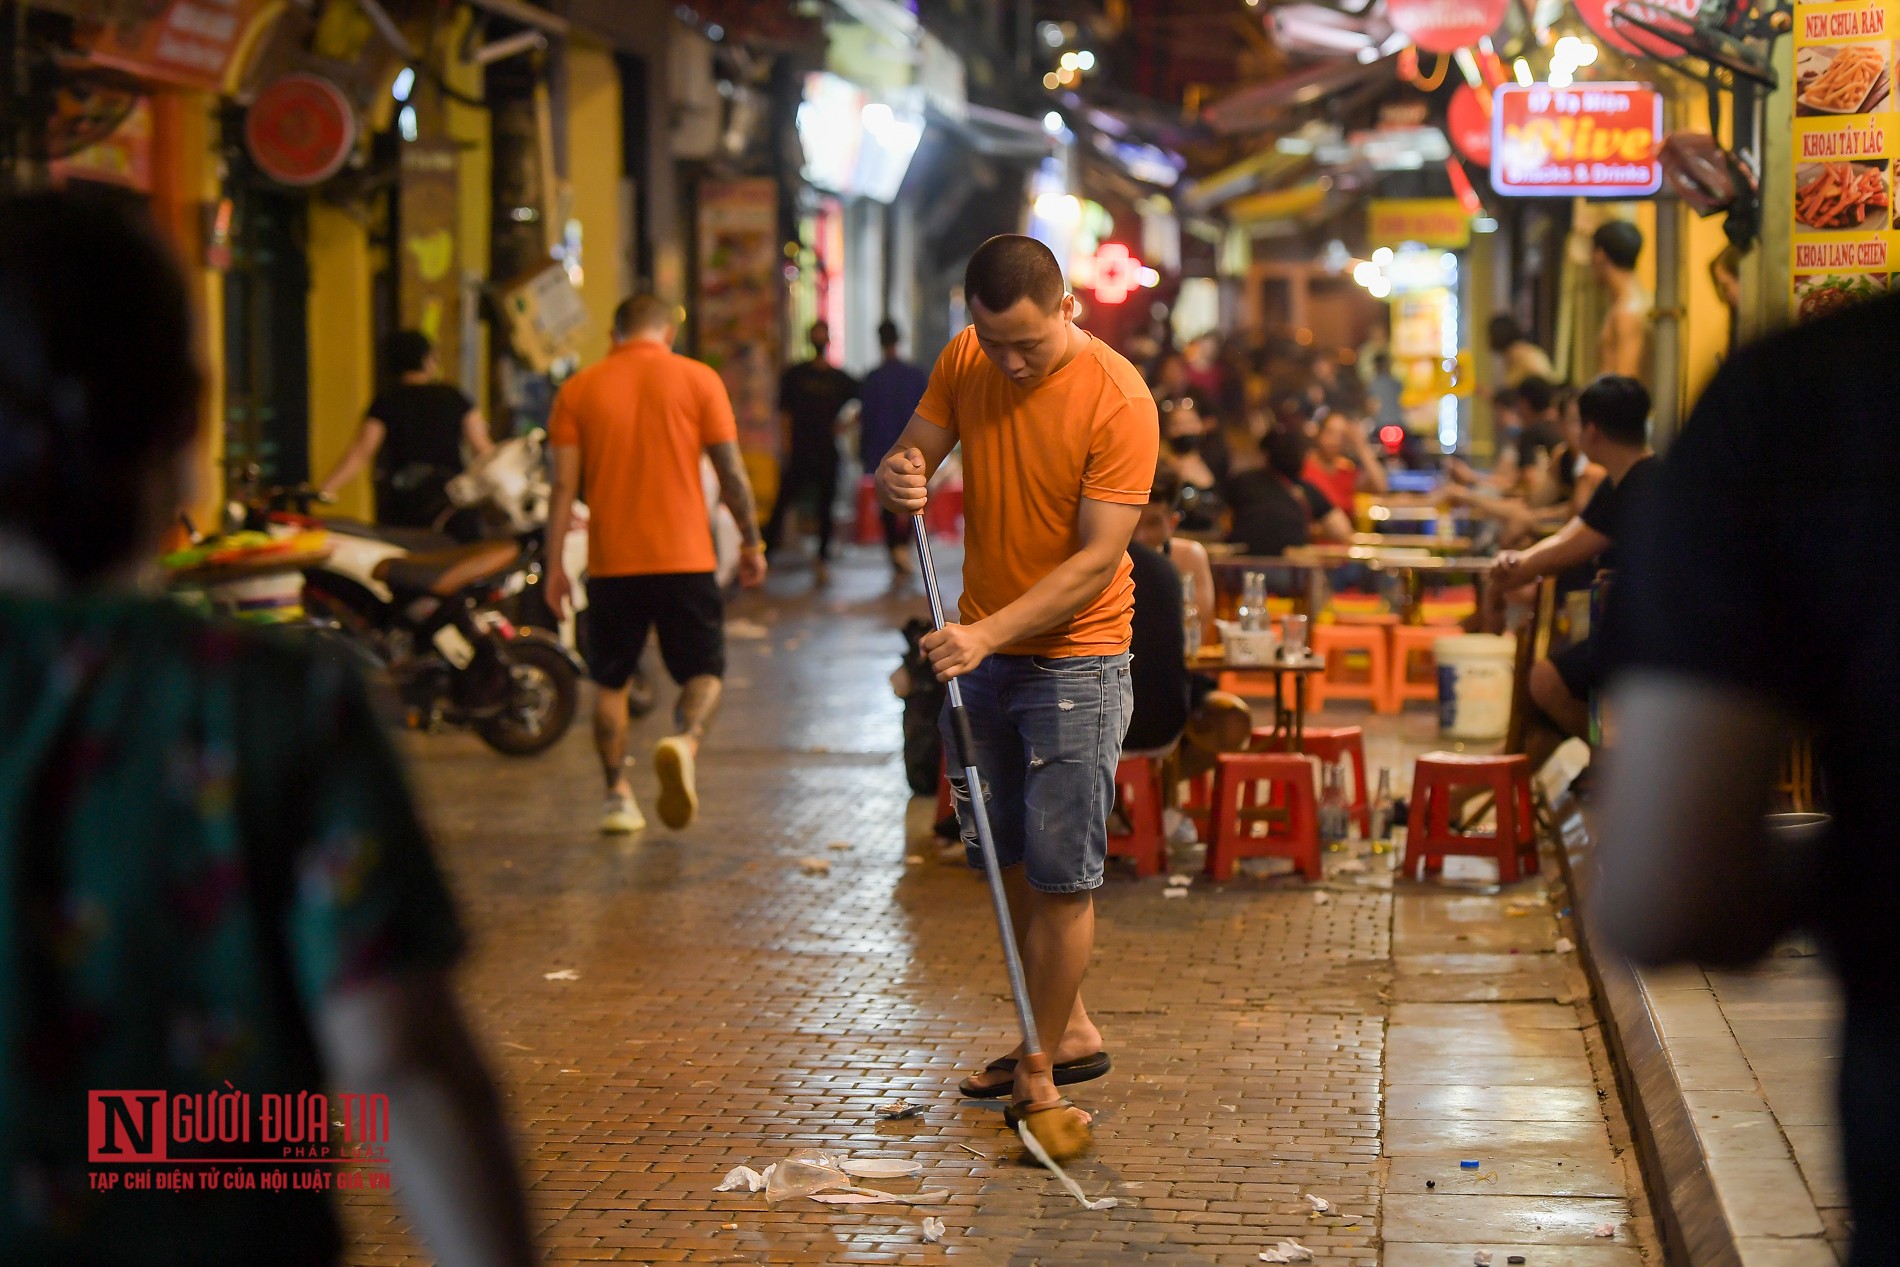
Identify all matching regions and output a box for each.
[0,192,533,1265]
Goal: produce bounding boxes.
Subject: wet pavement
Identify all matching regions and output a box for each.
[339,547,1657,1265]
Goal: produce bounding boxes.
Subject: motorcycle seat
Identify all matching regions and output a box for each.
[326,519,460,553]
[373,540,522,597]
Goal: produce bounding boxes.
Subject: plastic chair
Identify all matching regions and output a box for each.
[1109,755,1168,877]
[1407,751,1538,884]
[1205,751,1322,882]
[1303,725,1371,838]
[1389,625,1462,709]
[1309,624,1393,714]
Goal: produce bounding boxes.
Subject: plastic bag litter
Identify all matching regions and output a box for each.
[765,1151,850,1203]
[1163,888,1189,899]
[809,1187,950,1205]
[1303,1192,1331,1213]
[1168,873,1194,886]
[1016,1121,1118,1210]
[543,969,579,981]
[922,1216,946,1242]
[1473,1252,1492,1266]
[716,1166,765,1192]
[1259,1239,1314,1262]
[841,1158,922,1178]
[1312,891,1331,905]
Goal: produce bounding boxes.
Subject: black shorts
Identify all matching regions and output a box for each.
[584,572,725,688]
[1549,634,1601,701]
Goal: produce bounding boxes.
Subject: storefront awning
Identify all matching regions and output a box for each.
[928,102,1054,162]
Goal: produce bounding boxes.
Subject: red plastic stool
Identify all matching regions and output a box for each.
[1179,764,1216,841]
[1205,752,1322,882]
[853,474,883,545]
[923,479,963,542]
[1310,624,1394,714]
[1389,625,1461,708]
[1109,755,1167,877]
[1304,725,1371,838]
[1407,751,1538,883]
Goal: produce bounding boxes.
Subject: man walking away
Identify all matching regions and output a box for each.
[875,234,1159,1127]
[765,319,859,579]
[858,319,930,573]
[318,330,494,539]
[544,295,768,834]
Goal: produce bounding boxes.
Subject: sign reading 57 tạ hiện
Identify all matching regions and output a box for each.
[1489,83,1662,198]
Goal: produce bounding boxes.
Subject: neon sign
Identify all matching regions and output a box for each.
[1070,242,1160,304]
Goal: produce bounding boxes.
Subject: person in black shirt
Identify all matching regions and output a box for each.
[1488,375,1655,761]
[763,320,859,575]
[1124,539,1190,754]
[1224,425,1352,557]
[318,330,494,537]
[1596,296,1900,1266]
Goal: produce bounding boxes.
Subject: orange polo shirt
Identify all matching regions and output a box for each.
[549,340,737,578]
[915,327,1159,657]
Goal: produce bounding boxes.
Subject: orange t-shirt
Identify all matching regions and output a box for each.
[915,327,1159,657]
[548,341,737,578]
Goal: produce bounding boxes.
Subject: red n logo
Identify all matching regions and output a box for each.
[88,1091,167,1161]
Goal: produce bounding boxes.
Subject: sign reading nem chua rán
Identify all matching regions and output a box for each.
[1489,83,1663,198]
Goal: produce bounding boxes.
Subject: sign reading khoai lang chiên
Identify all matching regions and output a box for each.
[1489,83,1663,198]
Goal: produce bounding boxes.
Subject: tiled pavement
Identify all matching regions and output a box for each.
[339,548,1657,1264]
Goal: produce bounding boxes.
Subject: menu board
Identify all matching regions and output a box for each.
[1791,0,1900,320]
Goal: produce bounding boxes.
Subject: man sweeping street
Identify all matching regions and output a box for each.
[876,234,1158,1122]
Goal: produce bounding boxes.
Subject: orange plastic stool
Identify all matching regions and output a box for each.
[1109,755,1168,877]
[1407,752,1538,883]
[1389,625,1461,708]
[1205,752,1322,882]
[1310,624,1394,714]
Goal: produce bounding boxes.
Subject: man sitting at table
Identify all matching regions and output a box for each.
[1224,426,1353,558]
[1488,374,1657,764]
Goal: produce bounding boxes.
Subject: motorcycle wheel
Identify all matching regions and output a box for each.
[475,638,579,756]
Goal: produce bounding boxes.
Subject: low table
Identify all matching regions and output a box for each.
[1189,651,1326,752]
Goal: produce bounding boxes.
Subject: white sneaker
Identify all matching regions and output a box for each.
[653,736,699,829]
[601,791,646,835]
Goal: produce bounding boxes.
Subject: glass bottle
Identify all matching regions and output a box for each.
[1320,763,1350,849]
[1182,598,1202,658]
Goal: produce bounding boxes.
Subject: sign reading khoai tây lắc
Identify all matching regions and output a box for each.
[1790,0,1900,321]
[1489,83,1663,198]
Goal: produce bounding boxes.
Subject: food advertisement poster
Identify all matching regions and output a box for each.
[1791,0,1900,320]
[696,177,781,455]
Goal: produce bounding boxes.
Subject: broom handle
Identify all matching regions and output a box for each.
[912,514,1044,1059]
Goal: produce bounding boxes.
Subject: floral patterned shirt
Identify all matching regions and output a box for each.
[0,594,464,1263]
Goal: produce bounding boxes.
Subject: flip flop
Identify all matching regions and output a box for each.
[957,1051,1112,1099]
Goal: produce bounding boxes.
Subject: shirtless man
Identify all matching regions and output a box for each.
[876,235,1158,1120]
[1592,221,1651,380]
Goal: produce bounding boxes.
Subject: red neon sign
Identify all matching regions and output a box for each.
[1074,242,1146,304]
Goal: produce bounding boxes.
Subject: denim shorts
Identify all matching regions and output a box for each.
[940,652,1133,894]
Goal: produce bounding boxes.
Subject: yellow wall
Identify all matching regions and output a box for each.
[306,204,375,518]
[440,11,492,416]
[566,37,626,366]
[1678,93,1732,414]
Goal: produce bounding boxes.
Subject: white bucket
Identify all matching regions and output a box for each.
[1435,634,1516,740]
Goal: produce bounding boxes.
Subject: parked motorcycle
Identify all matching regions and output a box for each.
[257,433,582,756]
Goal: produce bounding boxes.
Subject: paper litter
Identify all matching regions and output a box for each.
[1303,1192,1332,1213]
[798,857,832,876]
[1312,891,1331,905]
[922,1216,946,1242]
[1473,1252,1492,1266]
[827,840,854,851]
[875,1101,924,1120]
[1554,936,1576,954]
[1016,1121,1118,1210]
[1168,873,1194,886]
[726,619,770,639]
[715,1166,766,1193]
[1595,1222,1617,1237]
[1163,888,1189,899]
[542,969,579,981]
[1258,1239,1314,1262]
